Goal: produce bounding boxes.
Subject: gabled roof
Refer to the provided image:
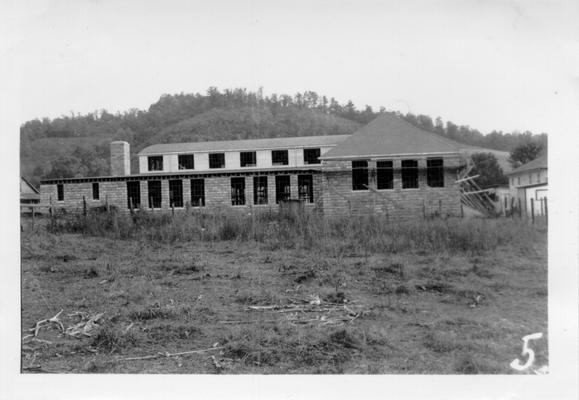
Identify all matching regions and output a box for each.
[21,177,39,194]
[138,135,350,156]
[21,177,40,200]
[320,114,465,160]
[506,154,547,175]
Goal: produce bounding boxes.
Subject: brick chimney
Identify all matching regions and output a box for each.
[110,141,131,176]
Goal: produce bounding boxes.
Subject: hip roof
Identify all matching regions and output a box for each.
[320,114,469,160]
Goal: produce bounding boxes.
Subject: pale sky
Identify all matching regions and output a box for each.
[4,0,579,137]
[1,2,579,398]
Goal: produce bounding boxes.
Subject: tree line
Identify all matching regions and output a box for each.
[20,87,547,185]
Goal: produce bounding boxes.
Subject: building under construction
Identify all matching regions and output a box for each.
[40,114,494,219]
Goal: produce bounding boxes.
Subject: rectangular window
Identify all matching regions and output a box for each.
[376,161,393,190]
[272,150,289,166]
[240,151,257,167]
[148,156,163,171]
[209,153,225,169]
[169,180,183,207]
[275,175,291,203]
[126,181,141,209]
[191,179,205,207]
[231,177,246,206]
[303,148,321,165]
[401,160,419,189]
[57,184,64,201]
[178,154,194,170]
[535,189,547,201]
[298,175,314,203]
[352,160,368,190]
[92,182,100,200]
[253,176,268,205]
[148,180,162,208]
[427,158,444,187]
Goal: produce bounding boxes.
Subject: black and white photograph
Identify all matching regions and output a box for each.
[1,0,578,399]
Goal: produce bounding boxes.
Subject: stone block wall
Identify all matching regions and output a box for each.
[321,159,462,220]
[39,163,459,219]
[40,172,324,214]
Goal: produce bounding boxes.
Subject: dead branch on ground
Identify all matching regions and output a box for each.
[118,345,224,362]
[27,309,64,337]
[245,299,364,327]
[65,312,104,338]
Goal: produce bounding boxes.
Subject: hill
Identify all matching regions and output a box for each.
[20,87,546,187]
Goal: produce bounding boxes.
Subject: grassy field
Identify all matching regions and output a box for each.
[20,211,548,374]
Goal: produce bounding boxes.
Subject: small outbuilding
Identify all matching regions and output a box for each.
[21,177,40,205]
[505,154,548,218]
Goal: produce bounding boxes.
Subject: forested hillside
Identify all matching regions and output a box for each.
[20,87,548,187]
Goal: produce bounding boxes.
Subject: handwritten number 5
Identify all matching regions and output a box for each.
[510,332,543,371]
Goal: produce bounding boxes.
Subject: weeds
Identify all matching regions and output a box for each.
[423,331,461,353]
[373,263,405,280]
[21,209,547,374]
[453,354,499,374]
[45,211,539,256]
[91,326,138,353]
[127,303,191,321]
[220,325,365,372]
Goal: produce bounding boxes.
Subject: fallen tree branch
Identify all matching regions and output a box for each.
[119,346,224,362]
[65,312,104,338]
[219,320,278,324]
[29,309,64,337]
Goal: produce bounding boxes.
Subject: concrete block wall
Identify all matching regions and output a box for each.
[40,163,459,219]
[321,160,462,220]
[40,172,323,214]
[40,181,128,212]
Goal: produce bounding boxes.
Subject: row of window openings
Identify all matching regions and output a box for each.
[56,176,313,207]
[56,160,439,203]
[147,148,322,171]
[351,159,445,191]
[56,160,437,204]
[512,173,542,186]
[124,175,314,209]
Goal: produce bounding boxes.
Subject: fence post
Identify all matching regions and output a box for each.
[544,198,548,224]
[422,199,426,219]
[105,194,109,213]
[83,196,87,217]
[49,195,53,219]
[503,197,507,217]
[530,198,535,224]
[510,197,514,219]
[518,198,522,218]
[460,203,464,218]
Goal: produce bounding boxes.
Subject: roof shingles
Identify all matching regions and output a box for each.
[506,154,547,175]
[321,114,466,160]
